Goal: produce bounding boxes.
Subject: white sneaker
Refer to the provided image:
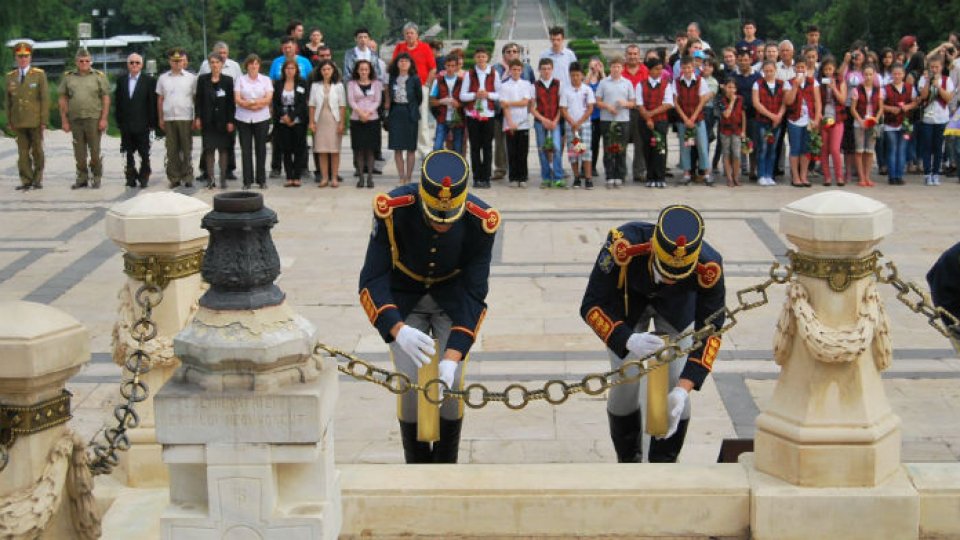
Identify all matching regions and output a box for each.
[606,179,614,189]
[924,175,933,186]
[519,181,527,188]
[508,180,518,188]
[645,180,654,188]
[614,179,623,187]
[758,177,770,186]
[933,174,941,185]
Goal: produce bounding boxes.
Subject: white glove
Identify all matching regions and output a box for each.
[437,359,459,399]
[657,387,689,440]
[626,332,665,360]
[395,325,435,368]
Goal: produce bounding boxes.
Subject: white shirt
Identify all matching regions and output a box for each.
[596,76,635,122]
[919,75,956,124]
[776,60,796,82]
[156,70,198,121]
[308,81,346,122]
[459,65,501,118]
[234,73,273,124]
[198,58,243,81]
[560,84,595,124]
[353,47,372,62]
[499,78,534,130]
[635,77,676,107]
[127,75,139,98]
[787,79,819,127]
[539,47,578,89]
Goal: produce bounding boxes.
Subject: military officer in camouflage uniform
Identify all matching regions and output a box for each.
[58,48,110,189]
[5,42,49,190]
[358,149,500,464]
[581,204,726,463]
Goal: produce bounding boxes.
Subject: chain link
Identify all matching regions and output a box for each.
[875,253,960,347]
[87,284,162,476]
[318,261,792,410]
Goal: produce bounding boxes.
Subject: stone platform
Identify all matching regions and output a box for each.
[1,130,959,469]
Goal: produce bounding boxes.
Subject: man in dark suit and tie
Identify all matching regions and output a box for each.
[114,52,157,187]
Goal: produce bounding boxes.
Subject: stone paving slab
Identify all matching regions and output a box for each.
[1,127,958,466]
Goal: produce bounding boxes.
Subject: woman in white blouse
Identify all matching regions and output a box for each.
[308,60,346,188]
[234,54,273,188]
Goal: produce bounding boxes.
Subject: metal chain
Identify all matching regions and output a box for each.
[317,260,793,410]
[86,284,162,476]
[875,253,960,346]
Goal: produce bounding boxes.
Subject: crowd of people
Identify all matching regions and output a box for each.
[6,20,960,191]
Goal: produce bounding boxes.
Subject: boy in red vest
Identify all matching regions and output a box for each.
[673,56,713,185]
[718,78,746,186]
[636,57,674,188]
[430,54,465,155]
[533,58,564,187]
[459,47,501,188]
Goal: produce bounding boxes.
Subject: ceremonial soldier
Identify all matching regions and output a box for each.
[927,241,960,353]
[59,48,110,189]
[581,205,725,463]
[5,42,49,190]
[358,149,500,464]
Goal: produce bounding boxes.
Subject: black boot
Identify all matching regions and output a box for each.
[432,417,463,464]
[139,167,151,188]
[607,410,643,463]
[399,421,433,464]
[125,165,138,187]
[648,419,690,463]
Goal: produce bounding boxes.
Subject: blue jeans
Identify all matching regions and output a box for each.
[433,122,464,155]
[676,120,709,173]
[884,130,907,179]
[757,123,782,179]
[875,128,887,169]
[917,122,946,175]
[786,122,809,156]
[534,121,563,181]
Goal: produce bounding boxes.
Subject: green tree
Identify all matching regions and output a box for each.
[356,0,389,43]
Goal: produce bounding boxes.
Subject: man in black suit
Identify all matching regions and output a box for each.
[114,53,158,187]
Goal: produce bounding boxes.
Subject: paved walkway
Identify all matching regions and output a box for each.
[1,117,959,466]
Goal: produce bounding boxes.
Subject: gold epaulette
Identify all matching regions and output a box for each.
[373,192,415,219]
[696,261,722,289]
[465,201,500,234]
[6,69,16,76]
[29,67,44,74]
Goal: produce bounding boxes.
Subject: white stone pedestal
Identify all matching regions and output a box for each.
[0,302,96,539]
[107,192,210,487]
[157,357,341,539]
[755,192,899,488]
[154,190,341,540]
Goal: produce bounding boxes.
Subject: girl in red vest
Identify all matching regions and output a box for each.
[849,64,883,186]
[752,60,787,185]
[818,56,847,185]
[784,62,821,187]
[880,64,917,185]
[718,79,745,186]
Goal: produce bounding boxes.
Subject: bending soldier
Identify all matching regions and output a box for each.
[358,149,500,463]
[581,205,725,463]
[927,241,960,353]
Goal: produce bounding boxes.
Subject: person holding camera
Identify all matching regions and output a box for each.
[917,54,955,185]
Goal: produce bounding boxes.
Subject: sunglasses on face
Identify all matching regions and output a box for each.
[16,54,30,58]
